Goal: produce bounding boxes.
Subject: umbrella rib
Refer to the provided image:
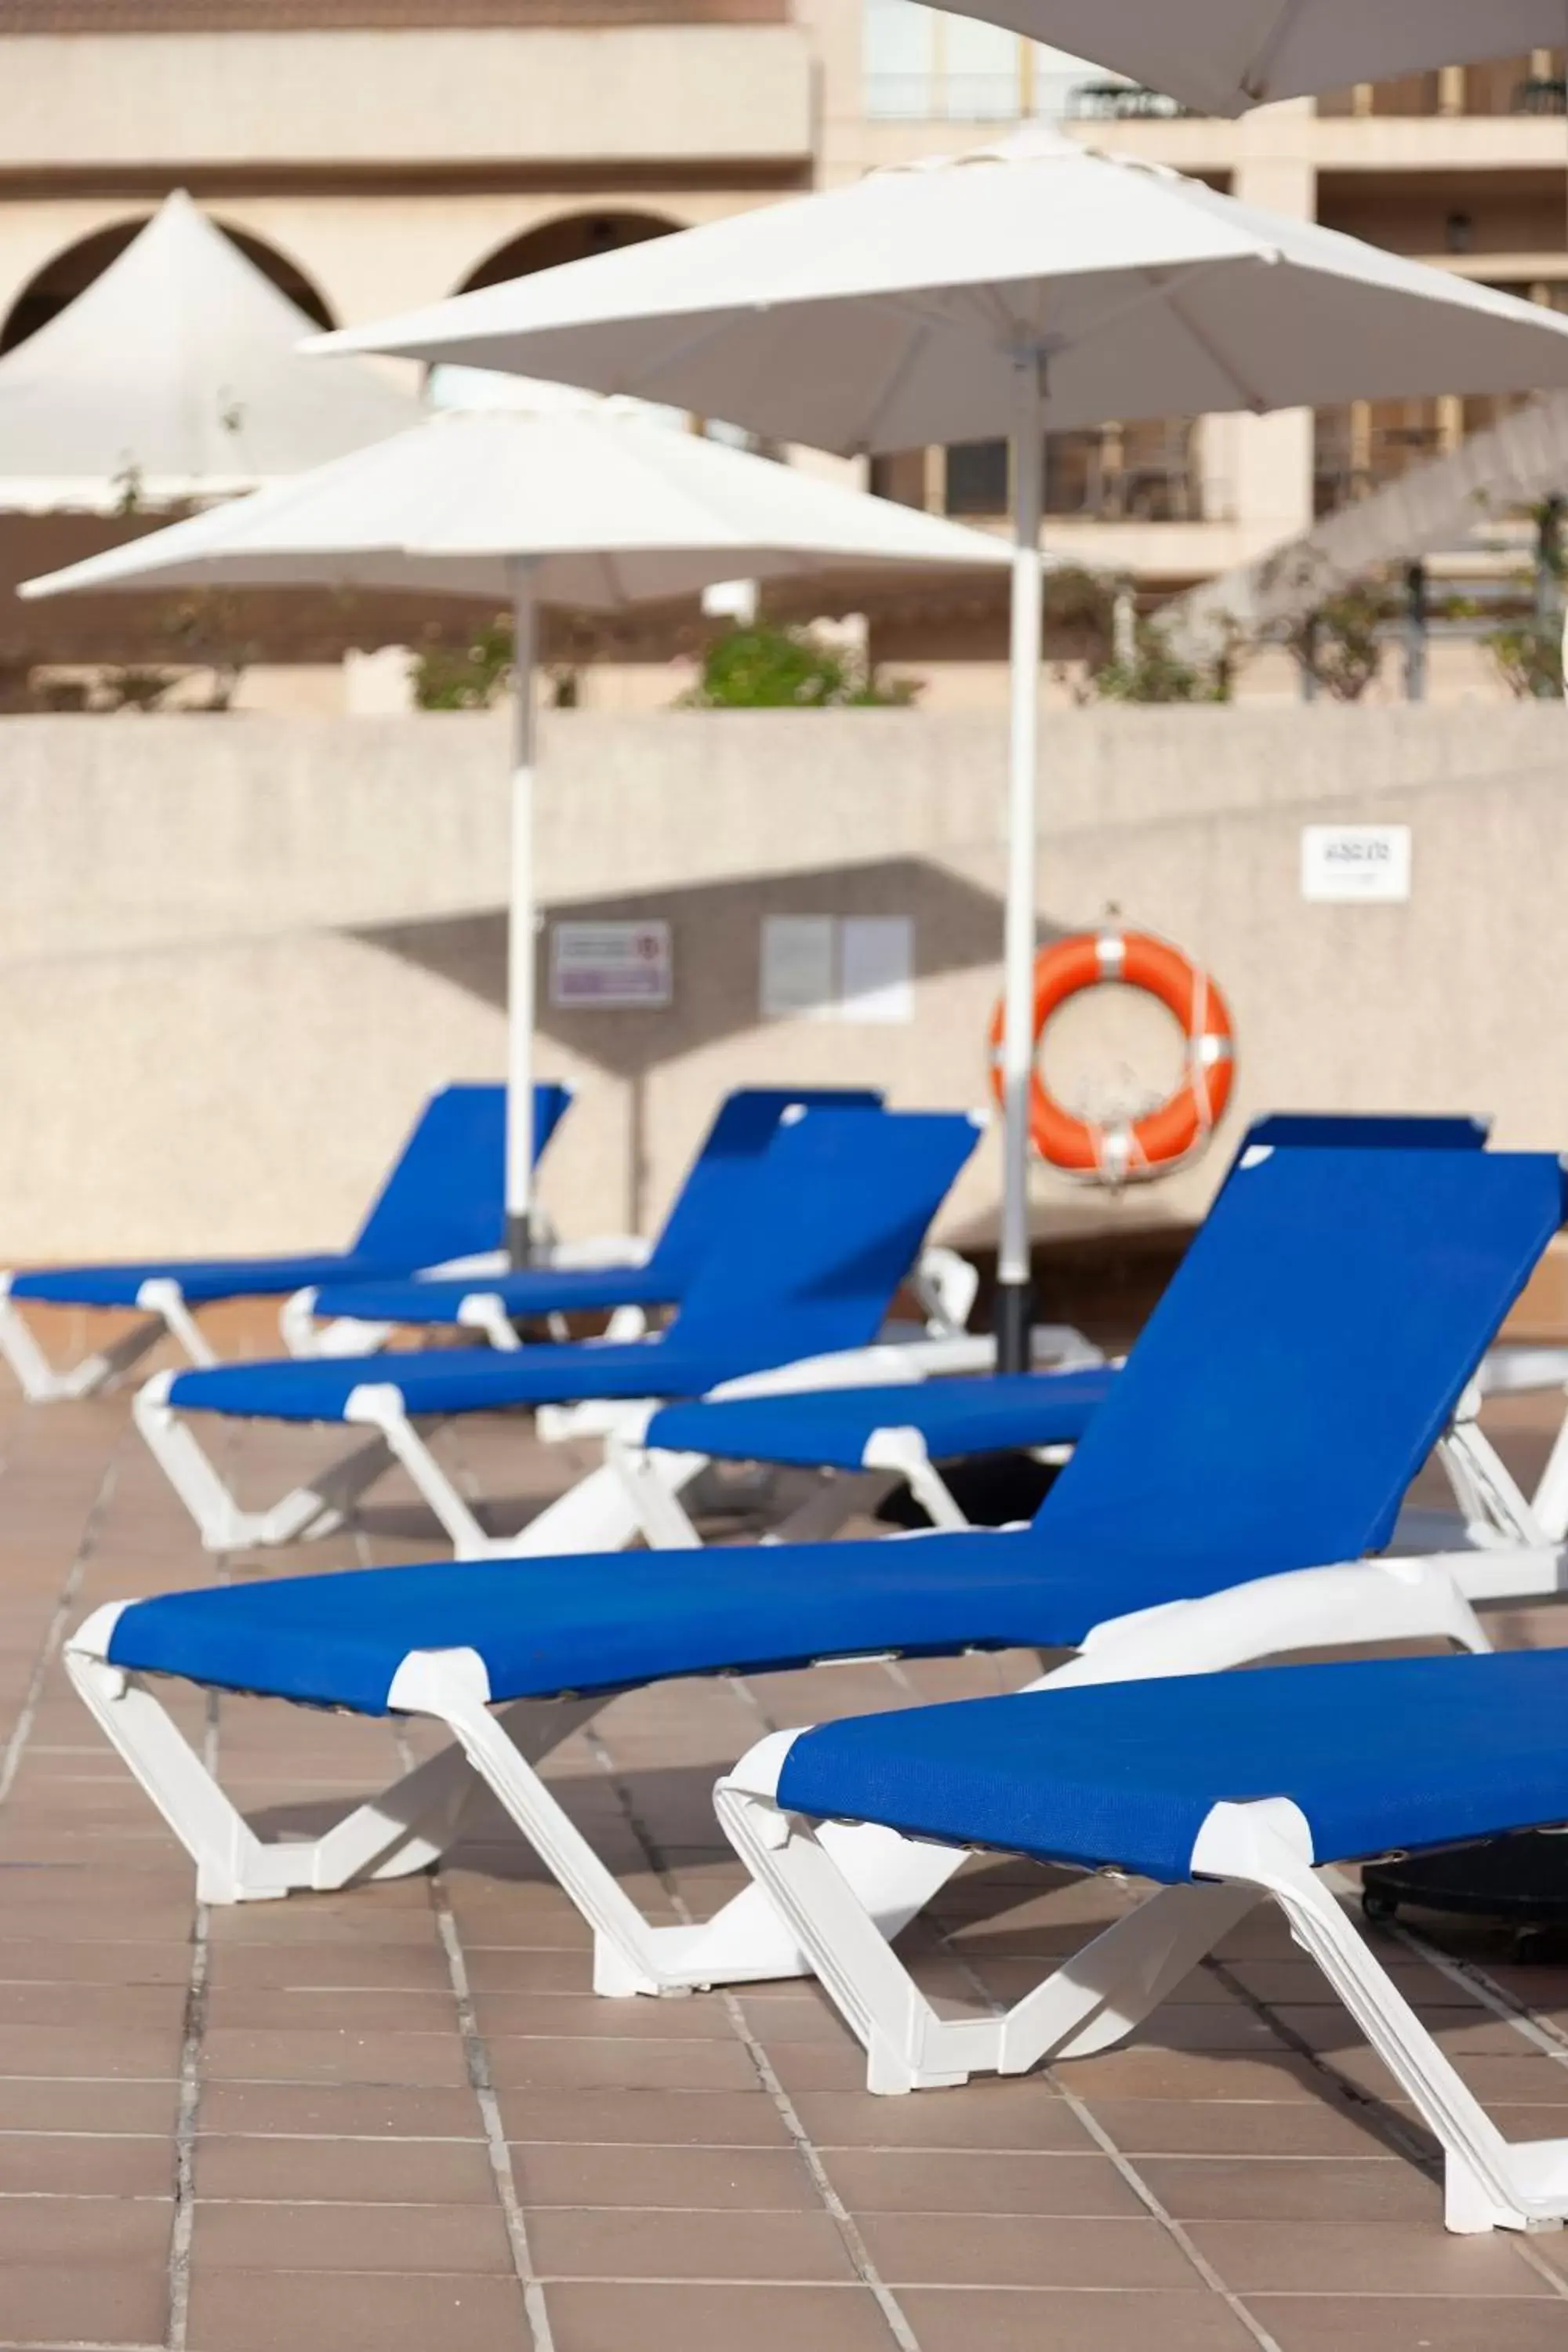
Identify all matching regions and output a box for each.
[1237,0,1302,103]
[1140,267,1270,413]
[858,307,936,449]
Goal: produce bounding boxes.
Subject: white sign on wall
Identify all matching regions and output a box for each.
[759,916,838,1020]
[760,914,916,1024]
[550,920,673,1008]
[1301,825,1412,904]
[840,916,915,1024]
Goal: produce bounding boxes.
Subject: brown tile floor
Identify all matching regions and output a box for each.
[0,1321,1567,2350]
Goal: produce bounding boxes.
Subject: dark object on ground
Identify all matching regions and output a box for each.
[1363,1830,1568,1944]
[876,1452,1062,1530]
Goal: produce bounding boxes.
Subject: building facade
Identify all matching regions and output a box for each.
[1,1,1564,664]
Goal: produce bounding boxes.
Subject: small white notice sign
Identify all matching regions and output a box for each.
[1301,825,1412,904]
[760,916,837,1020]
[550,920,672,1009]
[840,916,915,1025]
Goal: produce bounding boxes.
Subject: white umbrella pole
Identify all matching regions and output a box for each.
[996,355,1046,1376]
[506,557,539,1265]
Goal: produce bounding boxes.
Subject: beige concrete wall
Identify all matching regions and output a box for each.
[0,27,812,172]
[0,705,1565,1265]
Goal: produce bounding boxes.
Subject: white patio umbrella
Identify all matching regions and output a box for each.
[0,191,416,512]
[311,127,1568,1362]
[21,403,1011,1259]
[927,2,1568,115]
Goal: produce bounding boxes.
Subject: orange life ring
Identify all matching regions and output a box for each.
[989,929,1235,1181]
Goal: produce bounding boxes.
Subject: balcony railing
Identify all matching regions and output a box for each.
[864,70,1194,125]
[1047,428,1205,521]
[1312,395,1541,518]
[929,427,1207,524]
[1317,51,1567,118]
[1063,82,1195,122]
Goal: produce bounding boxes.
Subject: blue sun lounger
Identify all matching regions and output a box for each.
[608,1112,1496,1546]
[0,1082,571,1403]
[288,1085,888,1354]
[131,1106,984,1557]
[69,1142,1563,2027]
[720,1649,1568,2236]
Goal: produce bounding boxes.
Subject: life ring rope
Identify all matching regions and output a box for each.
[988,928,1235,1184]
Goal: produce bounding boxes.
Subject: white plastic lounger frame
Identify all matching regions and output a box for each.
[0,1270,220,1403]
[132,1332,1007,1559]
[605,1358,1568,1561]
[717,1766,1568,2238]
[67,1545,1492,2012]
[281,1240,982,1367]
[279,1232,656,1359]
[603,1323,1105,1549]
[0,1232,604,1399]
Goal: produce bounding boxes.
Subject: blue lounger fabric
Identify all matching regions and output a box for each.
[107,1145,1566,1717]
[104,1533,1048,1712]
[11,1083,571,1309]
[640,1111,1492,1477]
[774,1650,1568,1886]
[306,1086,882,1328]
[162,1109,981,1424]
[1240,1113,1487,1152]
[645,1367,1117,1472]
[306,1264,677,1328]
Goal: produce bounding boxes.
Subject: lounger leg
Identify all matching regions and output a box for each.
[760,1472,901,1548]
[341,1392,497,1555]
[134,1375,260,1549]
[0,1281,172,1403]
[133,1375,401,1551]
[136,1281,219,1372]
[688,1559,1497,2008]
[1530,1397,1568,1544]
[384,1651,745,1999]
[1192,1801,1568,2234]
[65,1611,597,1904]
[720,1753,1260,2092]
[721,1754,1568,2237]
[861,1429,971,1533]
[604,1436,708,1551]
[344,1392,661,1559]
[1434,1407,1548,1551]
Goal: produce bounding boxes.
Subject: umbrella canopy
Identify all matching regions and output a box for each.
[23,403,1011,1257]
[20,401,1009,606]
[313,126,1568,1362]
[0,191,416,514]
[925,2,1568,115]
[311,129,1568,446]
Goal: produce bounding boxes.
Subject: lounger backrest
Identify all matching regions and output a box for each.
[1034,1143,1566,1576]
[352,1083,571,1265]
[668,1107,980,1369]
[1240,1112,1489,1153]
[648,1087,884,1285]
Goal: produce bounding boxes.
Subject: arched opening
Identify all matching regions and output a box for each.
[0,217,334,356]
[457,209,681,296]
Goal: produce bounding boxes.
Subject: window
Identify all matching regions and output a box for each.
[862,1,1112,122]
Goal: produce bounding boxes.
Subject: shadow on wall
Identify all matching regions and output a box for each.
[350,856,1012,1227]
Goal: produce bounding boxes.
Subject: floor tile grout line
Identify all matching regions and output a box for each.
[1322,1866,1568,2065]
[429,1879,557,2352]
[938,1921,1288,2352]
[0,1435,122,1809]
[579,1719,925,2352]
[396,1711,555,2352]
[163,1694,216,2352]
[1316,1870,1568,2302]
[1202,1954,1443,2176]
